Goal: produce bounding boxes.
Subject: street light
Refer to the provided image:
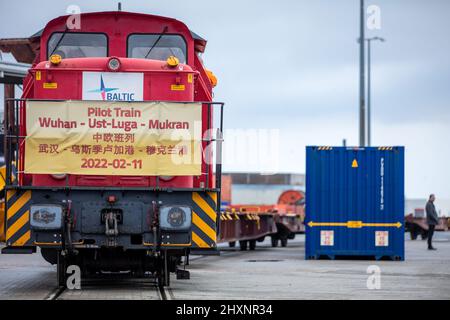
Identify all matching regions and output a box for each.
[365,36,385,147]
[358,0,365,147]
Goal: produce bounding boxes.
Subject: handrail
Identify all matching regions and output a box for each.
[6,98,224,105]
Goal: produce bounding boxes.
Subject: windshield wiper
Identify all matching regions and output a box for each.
[144,26,168,59]
[49,26,69,58]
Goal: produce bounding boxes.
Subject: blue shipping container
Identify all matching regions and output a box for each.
[305,146,404,260]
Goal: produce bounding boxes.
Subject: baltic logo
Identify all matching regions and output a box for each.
[82,72,144,102]
[87,75,136,101]
[88,75,120,101]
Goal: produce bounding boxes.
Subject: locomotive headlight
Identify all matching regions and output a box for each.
[168,208,185,227]
[107,57,121,71]
[30,205,63,230]
[159,206,191,231]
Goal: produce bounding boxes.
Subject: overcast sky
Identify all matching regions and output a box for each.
[0,0,449,199]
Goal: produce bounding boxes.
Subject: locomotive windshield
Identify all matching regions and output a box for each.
[47,32,108,59]
[127,34,187,63]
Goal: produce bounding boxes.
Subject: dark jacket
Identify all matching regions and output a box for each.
[426,200,439,226]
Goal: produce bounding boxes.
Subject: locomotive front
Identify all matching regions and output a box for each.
[2,11,223,286]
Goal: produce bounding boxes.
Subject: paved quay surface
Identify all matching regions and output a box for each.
[57,278,163,300]
[1,233,450,300]
[175,233,450,299]
[0,248,55,300]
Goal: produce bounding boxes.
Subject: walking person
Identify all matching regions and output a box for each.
[425,194,439,250]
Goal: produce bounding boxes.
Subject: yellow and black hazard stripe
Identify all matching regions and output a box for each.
[378,147,394,151]
[191,191,218,249]
[219,212,235,221]
[5,189,32,247]
[317,146,333,151]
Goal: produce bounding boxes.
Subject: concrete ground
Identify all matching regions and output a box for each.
[175,233,450,299]
[1,233,450,300]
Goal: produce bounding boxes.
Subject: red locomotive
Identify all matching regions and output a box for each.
[1,10,223,286]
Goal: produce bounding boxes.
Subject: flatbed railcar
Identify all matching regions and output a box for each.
[219,190,305,249]
[405,214,448,240]
[0,10,223,287]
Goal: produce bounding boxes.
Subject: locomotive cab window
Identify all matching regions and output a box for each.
[127,34,187,63]
[47,33,108,59]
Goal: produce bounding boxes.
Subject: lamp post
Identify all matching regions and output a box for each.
[365,36,385,147]
[359,0,365,147]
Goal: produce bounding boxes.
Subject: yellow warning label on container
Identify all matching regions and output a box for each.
[187,74,193,83]
[171,84,185,91]
[35,71,41,81]
[43,82,57,89]
[352,159,358,168]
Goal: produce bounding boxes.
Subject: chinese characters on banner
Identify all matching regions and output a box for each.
[25,100,202,176]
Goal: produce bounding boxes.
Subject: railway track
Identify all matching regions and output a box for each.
[41,247,257,300]
[41,250,233,300]
[44,277,173,300]
[45,286,66,300]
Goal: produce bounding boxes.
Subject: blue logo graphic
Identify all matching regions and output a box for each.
[88,75,119,100]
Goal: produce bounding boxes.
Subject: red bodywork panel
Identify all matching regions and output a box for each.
[19,11,215,189]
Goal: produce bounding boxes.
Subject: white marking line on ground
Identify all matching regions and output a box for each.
[166,287,175,300]
[45,287,65,300]
[156,286,163,300]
